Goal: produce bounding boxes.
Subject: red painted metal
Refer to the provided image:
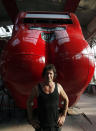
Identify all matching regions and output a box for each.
[64,0,81,12]
[0,12,95,109]
[2,0,19,23]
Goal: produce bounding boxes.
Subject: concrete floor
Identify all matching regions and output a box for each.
[0,93,96,131]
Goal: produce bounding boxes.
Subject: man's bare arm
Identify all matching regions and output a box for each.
[58,83,69,116]
[57,83,69,126]
[59,84,69,117]
[27,86,38,123]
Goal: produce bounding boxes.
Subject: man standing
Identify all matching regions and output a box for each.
[27,64,69,131]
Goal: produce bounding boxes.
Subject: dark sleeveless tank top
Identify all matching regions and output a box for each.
[37,83,59,127]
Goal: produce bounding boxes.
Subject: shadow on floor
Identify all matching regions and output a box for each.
[0,108,28,127]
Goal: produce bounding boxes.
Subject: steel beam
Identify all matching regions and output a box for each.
[87,17,96,41]
[2,0,19,23]
[64,0,81,12]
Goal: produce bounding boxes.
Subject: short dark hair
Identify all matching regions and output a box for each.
[42,64,57,78]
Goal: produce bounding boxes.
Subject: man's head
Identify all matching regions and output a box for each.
[42,64,57,82]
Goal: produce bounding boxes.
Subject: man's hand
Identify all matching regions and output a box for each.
[57,115,65,127]
[29,120,40,129]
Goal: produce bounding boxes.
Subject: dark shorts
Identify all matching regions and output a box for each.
[35,127,61,131]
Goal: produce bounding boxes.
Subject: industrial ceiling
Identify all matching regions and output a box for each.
[0,0,96,46]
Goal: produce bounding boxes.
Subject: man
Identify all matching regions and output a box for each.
[27,64,69,131]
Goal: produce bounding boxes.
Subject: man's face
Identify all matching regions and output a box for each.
[44,70,54,82]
